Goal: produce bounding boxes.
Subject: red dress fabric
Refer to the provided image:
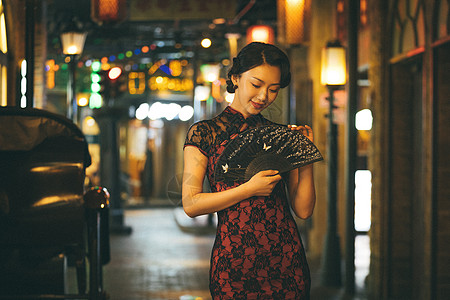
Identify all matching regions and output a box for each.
[184,106,310,299]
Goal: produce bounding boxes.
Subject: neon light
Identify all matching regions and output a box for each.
[128,72,145,95]
[108,67,122,80]
[91,61,101,72]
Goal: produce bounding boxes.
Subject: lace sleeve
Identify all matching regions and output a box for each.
[184,121,212,156]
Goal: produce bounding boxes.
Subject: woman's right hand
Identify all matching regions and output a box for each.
[244,170,282,197]
[183,147,282,217]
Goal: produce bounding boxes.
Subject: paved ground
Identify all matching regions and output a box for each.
[104,208,213,300]
[103,207,368,300]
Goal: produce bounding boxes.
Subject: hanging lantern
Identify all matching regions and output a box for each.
[278,0,311,45]
[246,25,274,44]
[91,0,127,23]
[321,40,347,86]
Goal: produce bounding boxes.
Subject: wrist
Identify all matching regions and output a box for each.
[239,181,254,199]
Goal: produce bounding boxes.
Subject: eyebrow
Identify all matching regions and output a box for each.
[251,77,281,86]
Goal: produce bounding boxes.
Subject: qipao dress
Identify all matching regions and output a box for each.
[184,106,310,299]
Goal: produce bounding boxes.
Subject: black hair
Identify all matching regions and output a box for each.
[226,42,291,93]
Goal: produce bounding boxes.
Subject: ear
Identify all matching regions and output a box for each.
[231,74,239,86]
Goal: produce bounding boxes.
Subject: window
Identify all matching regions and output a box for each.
[391,0,426,56]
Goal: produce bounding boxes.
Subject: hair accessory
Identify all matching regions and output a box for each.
[214,125,323,182]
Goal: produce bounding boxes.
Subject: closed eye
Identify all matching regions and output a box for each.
[251,83,260,88]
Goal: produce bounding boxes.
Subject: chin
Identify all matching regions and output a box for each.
[247,107,261,115]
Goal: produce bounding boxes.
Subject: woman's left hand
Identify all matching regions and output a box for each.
[288,124,314,142]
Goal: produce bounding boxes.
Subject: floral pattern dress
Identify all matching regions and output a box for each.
[184,106,310,299]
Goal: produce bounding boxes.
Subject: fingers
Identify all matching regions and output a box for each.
[289,124,314,142]
[259,169,279,176]
[248,170,282,197]
[269,174,282,183]
[255,170,282,181]
[288,124,301,131]
[257,170,282,184]
[289,124,312,132]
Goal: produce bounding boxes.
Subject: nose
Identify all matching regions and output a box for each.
[257,89,268,102]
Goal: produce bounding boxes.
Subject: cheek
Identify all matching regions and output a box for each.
[239,86,256,99]
[267,92,279,103]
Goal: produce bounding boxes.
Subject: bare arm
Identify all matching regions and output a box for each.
[182,146,282,218]
[287,124,317,219]
[288,164,316,219]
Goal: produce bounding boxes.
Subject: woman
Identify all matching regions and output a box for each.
[182,42,316,299]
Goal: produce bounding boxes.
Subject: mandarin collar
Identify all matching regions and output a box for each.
[223,105,263,124]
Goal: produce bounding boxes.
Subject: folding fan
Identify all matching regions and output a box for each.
[214,125,323,182]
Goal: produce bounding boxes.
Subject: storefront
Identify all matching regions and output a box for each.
[368,0,450,298]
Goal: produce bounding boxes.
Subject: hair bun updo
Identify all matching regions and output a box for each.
[226,79,236,93]
[226,42,291,93]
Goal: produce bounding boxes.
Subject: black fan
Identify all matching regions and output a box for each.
[214,125,323,182]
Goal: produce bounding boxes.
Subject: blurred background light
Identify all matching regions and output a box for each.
[179,105,194,121]
[136,103,150,120]
[194,85,210,102]
[201,38,212,48]
[355,109,373,130]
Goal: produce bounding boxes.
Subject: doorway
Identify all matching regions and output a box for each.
[388,56,424,298]
[433,41,450,299]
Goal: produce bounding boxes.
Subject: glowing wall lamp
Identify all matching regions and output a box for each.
[61,31,87,56]
[61,29,87,122]
[246,25,274,44]
[321,40,347,86]
[320,39,346,287]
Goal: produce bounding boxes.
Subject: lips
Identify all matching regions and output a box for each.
[251,101,265,109]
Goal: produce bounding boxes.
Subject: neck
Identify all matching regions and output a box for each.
[229,102,251,119]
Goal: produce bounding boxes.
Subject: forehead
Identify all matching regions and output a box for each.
[242,64,281,85]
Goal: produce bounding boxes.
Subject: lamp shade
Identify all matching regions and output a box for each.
[61,31,87,55]
[247,25,274,44]
[321,41,346,86]
[285,0,305,44]
[278,0,310,45]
